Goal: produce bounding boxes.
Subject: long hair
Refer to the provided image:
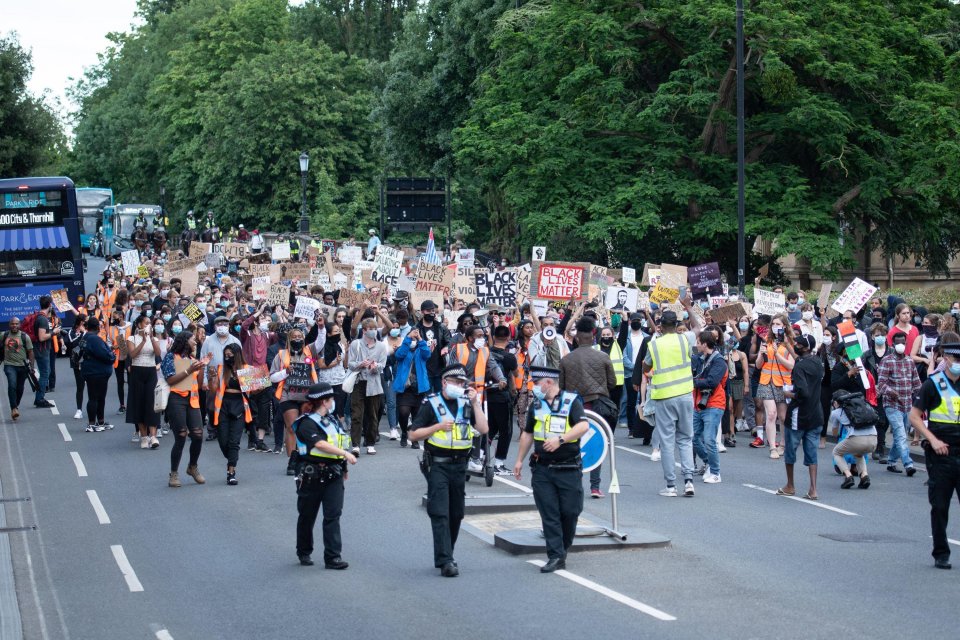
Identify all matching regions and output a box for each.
[170,331,194,357]
[222,343,244,385]
[766,313,795,346]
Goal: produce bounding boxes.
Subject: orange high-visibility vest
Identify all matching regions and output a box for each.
[453,343,489,402]
[274,347,317,400]
[759,343,792,387]
[213,365,252,425]
[513,349,533,392]
[170,355,200,408]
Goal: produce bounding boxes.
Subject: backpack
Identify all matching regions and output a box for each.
[21,311,42,344]
[836,391,879,429]
[70,335,87,369]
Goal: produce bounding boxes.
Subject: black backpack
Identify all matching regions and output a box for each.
[836,391,879,428]
[70,335,87,369]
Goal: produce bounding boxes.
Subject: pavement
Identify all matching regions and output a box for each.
[0,258,957,639]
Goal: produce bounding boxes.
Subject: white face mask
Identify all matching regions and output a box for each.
[474,338,486,349]
[802,311,814,321]
[822,335,833,345]
[364,329,378,340]
[160,289,169,297]
[259,322,270,332]
[894,343,906,355]
[154,324,164,333]
[215,325,229,337]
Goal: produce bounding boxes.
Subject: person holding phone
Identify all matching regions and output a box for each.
[161,331,211,487]
[126,313,162,449]
[755,314,796,459]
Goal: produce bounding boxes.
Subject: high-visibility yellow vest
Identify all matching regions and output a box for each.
[426,393,474,450]
[532,391,580,442]
[296,413,349,459]
[593,342,624,385]
[928,372,960,425]
[648,333,693,400]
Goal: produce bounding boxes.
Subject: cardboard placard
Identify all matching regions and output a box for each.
[757,263,770,279]
[688,262,722,295]
[178,269,200,296]
[121,249,140,276]
[182,303,204,323]
[338,245,363,265]
[251,276,270,300]
[204,253,222,270]
[456,249,475,269]
[659,263,688,289]
[649,282,679,305]
[190,242,212,259]
[622,266,636,284]
[753,288,786,316]
[415,259,454,296]
[816,283,832,311]
[271,241,291,261]
[641,263,660,287]
[267,284,290,308]
[636,291,650,312]
[410,290,444,312]
[709,302,748,325]
[453,267,478,303]
[530,298,549,318]
[372,245,404,282]
[474,269,517,308]
[604,286,637,311]
[284,262,312,284]
[222,242,248,261]
[532,262,587,300]
[532,246,547,262]
[830,278,877,315]
[136,265,149,279]
[236,365,271,393]
[515,265,532,306]
[51,289,76,314]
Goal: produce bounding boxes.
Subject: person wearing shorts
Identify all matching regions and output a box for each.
[778,335,823,500]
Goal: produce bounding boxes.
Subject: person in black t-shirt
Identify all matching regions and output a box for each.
[512,366,589,573]
[909,338,960,570]
[487,325,518,472]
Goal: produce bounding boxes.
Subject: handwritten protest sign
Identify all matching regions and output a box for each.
[271,241,290,261]
[454,267,477,303]
[222,243,247,261]
[636,291,650,312]
[285,262,311,284]
[164,255,203,275]
[533,263,586,300]
[516,265,532,306]
[649,282,679,305]
[659,263,688,289]
[51,289,76,314]
[189,242,212,259]
[817,283,833,312]
[688,262,722,295]
[267,284,290,308]
[475,269,517,307]
[339,245,363,265]
[411,290,444,311]
[753,288,786,316]
[121,250,140,276]
[709,302,748,325]
[371,245,404,289]
[204,253,222,270]
[178,269,199,296]
[294,296,322,320]
[251,276,270,300]
[286,362,315,391]
[830,278,877,314]
[415,259,454,296]
[236,365,271,393]
[622,267,636,284]
[182,303,204,323]
[641,263,660,287]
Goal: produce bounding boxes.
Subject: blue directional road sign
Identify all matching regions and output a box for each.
[579,417,609,473]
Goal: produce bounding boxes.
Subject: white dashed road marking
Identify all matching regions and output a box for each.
[69,452,87,477]
[57,422,72,442]
[85,490,110,524]
[111,545,144,592]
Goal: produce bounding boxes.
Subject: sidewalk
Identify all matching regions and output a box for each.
[0,473,24,640]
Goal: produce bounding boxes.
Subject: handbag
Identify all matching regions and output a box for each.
[154,375,170,412]
[341,369,360,394]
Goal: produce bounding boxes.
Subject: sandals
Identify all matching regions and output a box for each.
[775,487,795,496]
[802,493,819,501]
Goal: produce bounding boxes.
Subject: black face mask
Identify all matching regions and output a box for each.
[600,337,614,347]
[630,321,642,331]
[224,354,236,368]
[423,313,435,323]
[290,339,305,353]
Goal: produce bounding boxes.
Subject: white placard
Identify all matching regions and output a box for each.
[251,276,270,300]
[271,241,290,261]
[830,278,877,315]
[457,249,475,269]
[293,295,322,320]
[622,267,636,284]
[121,250,140,276]
[753,288,786,316]
[532,246,547,262]
[339,245,363,265]
[604,287,638,311]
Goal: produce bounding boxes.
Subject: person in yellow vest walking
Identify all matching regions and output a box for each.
[209,344,253,485]
[408,364,489,577]
[513,366,590,573]
[293,382,357,569]
[642,310,696,497]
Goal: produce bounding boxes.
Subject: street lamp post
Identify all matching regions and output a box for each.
[298,151,310,234]
[736,0,746,293]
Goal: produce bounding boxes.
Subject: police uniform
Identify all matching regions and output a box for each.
[294,383,351,569]
[409,364,484,577]
[913,362,960,569]
[522,367,586,571]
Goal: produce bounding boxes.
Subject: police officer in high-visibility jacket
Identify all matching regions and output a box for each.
[909,340,960,570]
[293,382,357,569]
[513,366,590,573]
[409,364,489,577]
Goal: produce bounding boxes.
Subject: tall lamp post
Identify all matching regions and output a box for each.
[298,151,310,234]
[736,0,746,293]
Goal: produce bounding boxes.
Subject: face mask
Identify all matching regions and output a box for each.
[641,320,648,329]
[797,297,805,305]
[874,335,885,345]
[950,363,960,377]
[894,343,906,355]
[423,313,435,323]
[259,322,270,332]
[145,309,153,317]
[445,383,464,399]
[162,314,171,322]
[532,385,546,401]
[327,399,336,414]
[802,311,814,321]
[389,328,401,338]
[822,335,833,345]
[681,311,689,320]
[215,326,228,336]
[221,300,230,308]
[788,303,797,311]
[952,309,960,316]
[630,321,642,331]
[290,339,305,352]
[600,337,614,347]
[474,337,486,349]
[224,354,235,368]
[135,300,143,308]
[172,326,183,335]
[922,325,938,337]
[234,324,241,333]
[773,327,784,337]
[699,301,709,310]
[913,315,921,325]
[738,321,749,332]
[364,329,378,340]
[154,324,164,333]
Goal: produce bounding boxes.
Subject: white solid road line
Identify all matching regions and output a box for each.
[111,545,144,592]
[85,490,111,525]
[57,422,72,442]
[742,483,858,516]
[527,560,676,621]
[69,452,87,477]
[615,445,680,468]
[493,475,533,494]
[952,538,960,547]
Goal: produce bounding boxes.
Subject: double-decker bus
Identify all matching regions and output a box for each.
[0,177,85,328]
[76,186,113,249]
[103,203,162,256]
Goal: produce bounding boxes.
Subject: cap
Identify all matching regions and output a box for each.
[306,382,335,400]
[213,315,230,325]
[529,366,560,381]
[441,364,468,381]
[629,312,644,321]
[660,310,679,325]
[238,224,244,228]
[420,299,438,311]
[796,334,816,352]
[368,228,376,234]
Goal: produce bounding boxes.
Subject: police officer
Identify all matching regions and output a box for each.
[909,339,960,570]
[186,210,197,230]
[289,235,301,262]
[293,382,357,569]
[512,366,589,573]
[408,364,489,577]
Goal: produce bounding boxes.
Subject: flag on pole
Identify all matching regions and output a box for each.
[425,227,441,264]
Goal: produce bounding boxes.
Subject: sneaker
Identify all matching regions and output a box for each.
[683,480,695,497]
[411,441,421,450]
[650,449,661,462]
[389,428,400,441]
[86,425,98,433]
[140,436,150,449]
[118,406,126,413]
[769,449,780,460]
[467,459,483,473]
[366,446,376,455]
[156,431,163,439]
[93,425,105,432]
[351,447,361,455]
[703,473,721,484]
[906,466,917,477]
[695,463,707,476]
[35,400,54,408]
[150,436,159,449]
[659,486,678,497]
[273,447,283,455]
[256,441,271,452]
[247,441,257,451]
[400,436,408,448]
[749,437,764,448]
[227,472,238,486]
[591,488,604,499]
[99,422,114,430]
[73,409,83,419]
[735,418,748,432]
[718,443,727,453]
[131,434,140,443]
[887,465,903,474]
[494,464,510,475]
[723,437,737,448]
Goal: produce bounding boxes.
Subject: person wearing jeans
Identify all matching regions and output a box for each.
[2,317,35,421]
[876,332,921,476]
[692,331,728,482]
[884,407,916,474]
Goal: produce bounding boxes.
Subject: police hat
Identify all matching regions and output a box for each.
[941,342,960,357]
[529,366,560,381]
[660,310,679,325]
[441,364,469,381]
[305,382,335,400]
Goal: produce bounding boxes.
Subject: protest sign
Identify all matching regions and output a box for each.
[339,245,363,265]
[660,263,688,289]
[649,282,679,305]
[321,239,337,254]
[475,269,518,307]
[757,263,770,279]
[753,288,786,316]
[516,265,532,306]
[530,298,549,318]
[271,241,290,261]
[817,283,833,312]
[286,362,315,391]
[532,246,546,262]
[222,243,247,261]
[136,265,149,279]
[251,276,270,300]
[294,295,322,320]
[267,284,290,308]
[204,253,222,270]
[622,267,636,284]
[285,262,311,284]
[415,259,454,296]
[178,269,199,296]
[164,255,203,275]
[372,245,404,285]
[457,249,475,269]
[121,249,140,276]
[249,263,271,279]
[605,287,638,311]
[641,263,660,287]
[190,242,212,259]
[236,365,271,393]
[50,289,76,314]
[636,291,650,312]
[454,267,477,303]
[688,262,722,295]
[337,287,378,309]
[710,302,748,325]
[411,290,444,311]
[182,303,204,323]
[532,262,586,300]
[830,278,877,314]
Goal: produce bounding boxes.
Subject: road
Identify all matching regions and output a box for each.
[0,258,957,640]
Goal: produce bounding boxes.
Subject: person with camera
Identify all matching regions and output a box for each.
[828,389,877,490]
[512,366,590,573]
[293,382,357,568]
[692,331,728,484]
[408,364,489,577]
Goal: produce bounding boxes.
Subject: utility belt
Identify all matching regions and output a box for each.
[297,459,344,488]
[419,450,468,477]
[530,453,582,470]
[921,440,960,458]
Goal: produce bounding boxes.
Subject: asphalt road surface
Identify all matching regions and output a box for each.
[0,258,957,640]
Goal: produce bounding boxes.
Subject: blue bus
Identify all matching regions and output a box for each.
[0,177,85,328]
[76,186,113,249]
[103,203,162,256]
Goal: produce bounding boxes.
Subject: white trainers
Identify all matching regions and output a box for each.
[140,436,150,449]
[388,428,400,441]
[650,449,661,462]
[73,409,83,419]
[659,486,678,497]
[131,435,140,443]
[366,446,376,455]
[703,473,722,484]
[769,449,780,459]
[467,459,483,473]
[150,436,160,449]
[683,480,696,497]
[351,447,360,455]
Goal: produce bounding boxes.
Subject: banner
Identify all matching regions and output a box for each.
[236,365,271,393]
[753,288,786,316]
[830,278,877,314]
[475,269,517,307]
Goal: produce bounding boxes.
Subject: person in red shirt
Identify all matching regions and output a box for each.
[887,303,921,358]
